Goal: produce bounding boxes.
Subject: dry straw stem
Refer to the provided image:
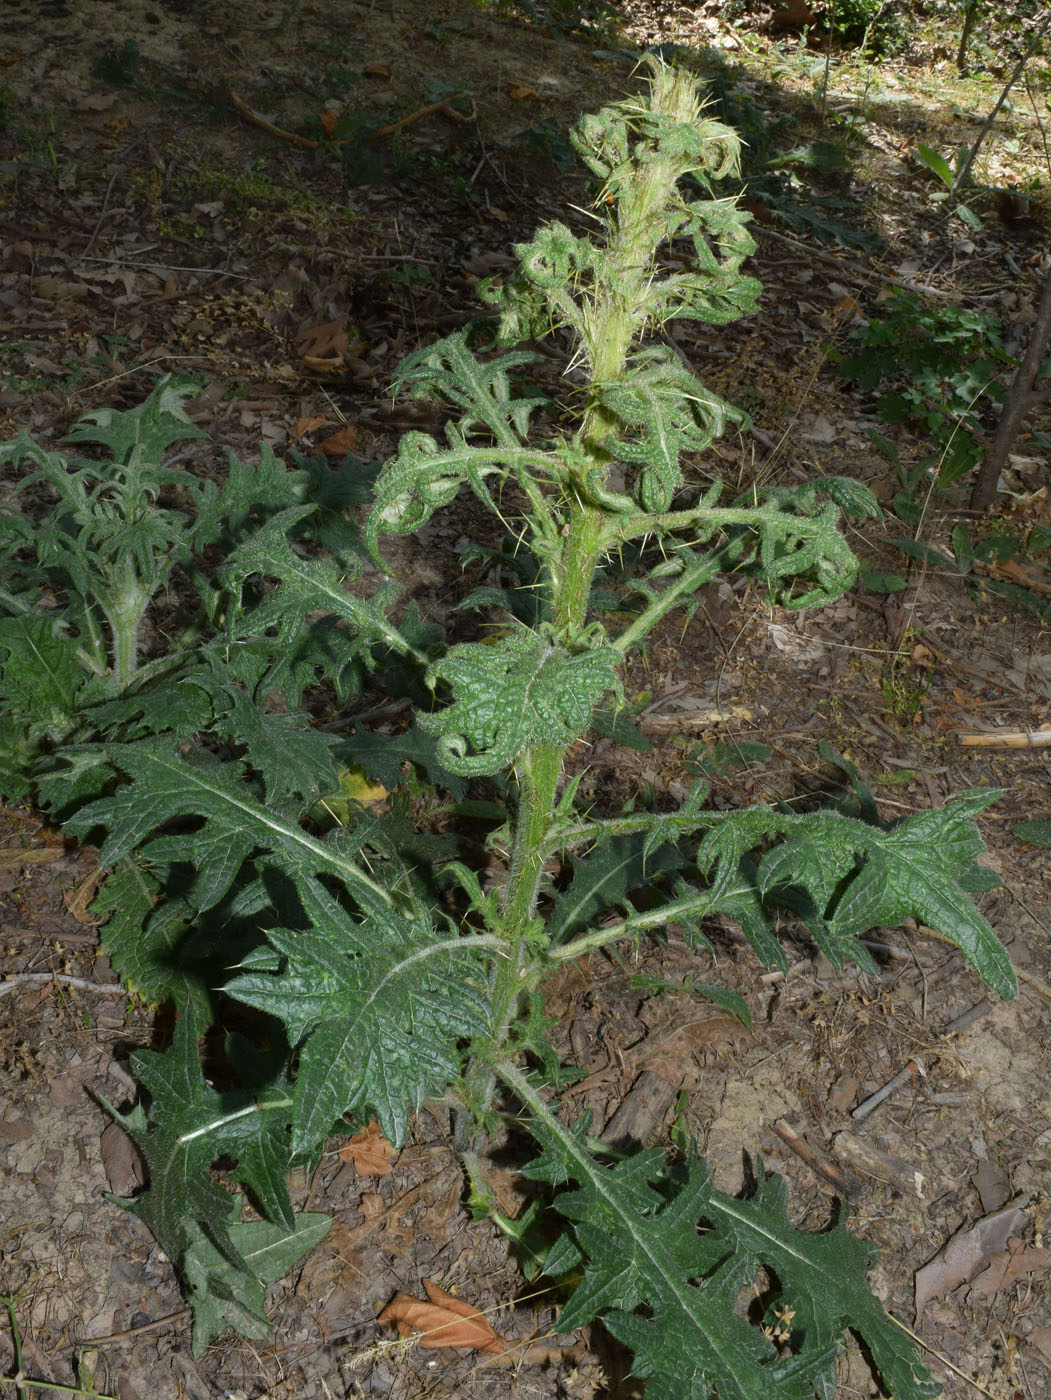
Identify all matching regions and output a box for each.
[956,729,1051,747]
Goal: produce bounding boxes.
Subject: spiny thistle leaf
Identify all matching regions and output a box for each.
[510,1071,939,1400]
[89,856,213,1019]
[61,375,206,462]
[224,876,492,1151]
[365,434,547,557]
[61,736,398,916]
[219,507,413,665]
[182,1207,331,1356]
[547,833,686,946]
[392,330,550,443]
[418,629,622,776]
[100,1009,318,1356]
[764,794,1015,998]
[692,794,1015,999]
[0,613,88,732]
[597,346,748,510]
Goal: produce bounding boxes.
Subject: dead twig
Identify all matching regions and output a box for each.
[373,93,476,139]
[956,728,1051,747]
[851,1057,925,1121]
[0,973,125,999]
[229,89,475,151]
[769,1119,859,1195]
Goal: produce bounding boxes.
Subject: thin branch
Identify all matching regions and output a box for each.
[229,89,475,150]
[951,11,1051,195]
[0,973,126,1000]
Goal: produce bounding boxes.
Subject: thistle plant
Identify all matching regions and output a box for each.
[10,59,1016,1397]
[0,381,320,794]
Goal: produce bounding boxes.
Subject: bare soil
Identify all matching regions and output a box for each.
[1,2,1050,1398]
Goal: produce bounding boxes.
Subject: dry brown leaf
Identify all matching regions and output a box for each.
[378,1279,506,1353]
[770,0,819,26]
[338,1119,394,1176]
[969,1239,1051,1302]
[99,1119,145,1196]
[298,319,350,371]
[1027,1324,1051,1367]
[64,864,105,924]
[318,424,359,457]
[0,845,63,869]
[915,1202,1027,1320]
[508,83,539,100]
[319,110,338,138]
[365,61,392,78]
[291,416,328,439]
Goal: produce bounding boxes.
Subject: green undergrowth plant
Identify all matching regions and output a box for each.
[0,380,370,797]
[886,516,1051,622]
[835,289,1016,496]
[698,64,883,252]
[5,60,1017,1396]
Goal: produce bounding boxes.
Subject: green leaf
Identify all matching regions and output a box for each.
[392,330,549,443]
[951,524,975,574]
[190,441,309,553]
[419,629,622,776]
[769,140,846,170]
[597,346,747,510]
[183,1208,331,1356]
[590,704,652,750]
[760,796,1016,999]
[507,1066,939,1400]
[62,736,399,916]
[225,876,492,1151]
[548,833,685,946]
[100,1008,308,1353]
[887,536,956,568]
[914,142,953,190]
[365,434,545,557]
[954,202,982,231]
[815,476,881,520]
[220,508,416,666]
[62,375,206,460]
[1014,819,1051,848]
[336,721,469,799]
[626,975,751,1027]
[91,857,213,1019]
[212,694,342,804]
[858,565,907,594]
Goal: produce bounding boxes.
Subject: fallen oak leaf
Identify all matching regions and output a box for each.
[298,319,351,372]
[64,863,105,924]
[291,416,328,439]
[969,1238,1051,1302]
[378,1279,506,1353]
[318,423,360,457]
[338,1118,394,1175]
[915,1200,1027,1321]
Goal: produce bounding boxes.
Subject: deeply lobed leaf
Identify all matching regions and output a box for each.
[225,876,492,1150]
[511,1069,939,1400]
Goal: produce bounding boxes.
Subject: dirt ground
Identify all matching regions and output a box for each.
[2,1,1051,1397]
